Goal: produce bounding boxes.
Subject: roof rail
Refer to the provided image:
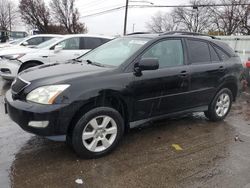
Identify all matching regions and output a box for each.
[126,32,151,36]
[161,31,217,39]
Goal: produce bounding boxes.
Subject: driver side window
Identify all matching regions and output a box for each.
[26,37,44,45]
[56,37,80,50]
[142,39,184,68]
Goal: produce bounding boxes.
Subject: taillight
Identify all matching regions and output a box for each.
[246,61,250,68]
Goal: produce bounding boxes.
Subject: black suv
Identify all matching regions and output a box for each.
[5,32,243,158]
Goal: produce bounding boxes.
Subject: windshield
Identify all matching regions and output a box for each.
[36,37,62,49]
[9,38,27,45]
[79,37,150,66]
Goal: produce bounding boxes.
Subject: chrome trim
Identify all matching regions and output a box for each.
[11,76,31,94]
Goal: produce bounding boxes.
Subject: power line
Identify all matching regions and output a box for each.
[78,4,124,15]
[81,3,250,18]
[132,3,250,8]
[81,6,125,18]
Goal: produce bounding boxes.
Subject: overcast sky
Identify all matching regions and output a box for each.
[15,0,190,35]
[76,0,189,35]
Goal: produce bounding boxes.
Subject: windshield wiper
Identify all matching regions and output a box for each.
[86,59,104,67]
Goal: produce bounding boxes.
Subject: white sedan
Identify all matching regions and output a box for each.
[0,34,61,50]
[0,34,113,81]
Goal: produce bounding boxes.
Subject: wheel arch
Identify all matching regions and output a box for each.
[67,90,130,138]
[18,60,44,73]
[217,80,238,101]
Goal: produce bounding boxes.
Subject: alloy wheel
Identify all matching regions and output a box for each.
[215,93,230,117]
[82,115,118,152]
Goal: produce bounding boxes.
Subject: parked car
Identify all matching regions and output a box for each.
[0,34,61,49]
[0,34,113,80]
[5,32,242,158]
[9,31,28,41]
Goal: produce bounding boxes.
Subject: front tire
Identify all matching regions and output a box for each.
[71,107,124,158]
[205,88,233,122]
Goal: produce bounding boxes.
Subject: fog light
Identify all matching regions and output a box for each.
[28,121,49,128]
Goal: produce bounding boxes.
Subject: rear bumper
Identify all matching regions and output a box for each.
[0,58,20,80]
[4,90,76,136]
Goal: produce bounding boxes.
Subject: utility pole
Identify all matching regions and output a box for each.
[8,3,11,32]
[132,23,135,32]
[123,0,129,35]
[193,6,198,32]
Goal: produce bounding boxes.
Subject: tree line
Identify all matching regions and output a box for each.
[146,0,250,35]
[0,0,87,34]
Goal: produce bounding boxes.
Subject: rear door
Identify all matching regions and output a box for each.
[186,39,227,107]
[131,38,190,120]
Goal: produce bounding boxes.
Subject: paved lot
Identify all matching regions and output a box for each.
[1,77,250,188]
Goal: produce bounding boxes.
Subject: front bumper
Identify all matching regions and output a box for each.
[4,90,76,136]
[0,58,21,80]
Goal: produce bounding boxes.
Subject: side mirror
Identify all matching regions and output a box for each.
[21,41,28,46]
[54,45,63,53]
[135,58,159,73]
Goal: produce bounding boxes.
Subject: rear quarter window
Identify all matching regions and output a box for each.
[209,44,220,62]
[213,45,230,61]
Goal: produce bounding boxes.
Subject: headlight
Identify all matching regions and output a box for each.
[3,53,26,60]
[26,85,70,104]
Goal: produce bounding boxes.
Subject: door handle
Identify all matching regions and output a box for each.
[42,55,48,58]
[218,66,225,72]
[179,70,188,77]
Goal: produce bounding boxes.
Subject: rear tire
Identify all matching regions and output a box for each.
[204,88,233,122]
[71,107,124,158]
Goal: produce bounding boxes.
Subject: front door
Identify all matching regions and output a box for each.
[49,37,84,63]
[131,39,190,121]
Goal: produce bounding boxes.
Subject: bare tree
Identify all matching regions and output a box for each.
[146,11,178,32]
[210,0,248,35]
[237,2,250,35]
[50,0,87,34]
[19,0,51,33]
[172,0,213,33]
[0,0,17,30]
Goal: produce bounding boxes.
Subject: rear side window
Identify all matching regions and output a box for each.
[83,37,107,49]
[187,39,210,64]
[213,45,230,61]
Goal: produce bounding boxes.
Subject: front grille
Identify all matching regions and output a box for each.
[11,77,30,94]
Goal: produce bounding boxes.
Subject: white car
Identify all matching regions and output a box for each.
[0,34,113,80]
[0,34,61,49]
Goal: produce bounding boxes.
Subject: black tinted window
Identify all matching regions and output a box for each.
[209,44,220,62]
[84,37,106,49]
[43,37,53,42]
[214,45,230,61]
[187,40,210,64]
[26,37,44,45]
[142,39,184,68]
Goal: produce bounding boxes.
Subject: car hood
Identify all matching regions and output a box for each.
[19,62,111,83]
[0,46,36,56]
[0,43,14,48]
